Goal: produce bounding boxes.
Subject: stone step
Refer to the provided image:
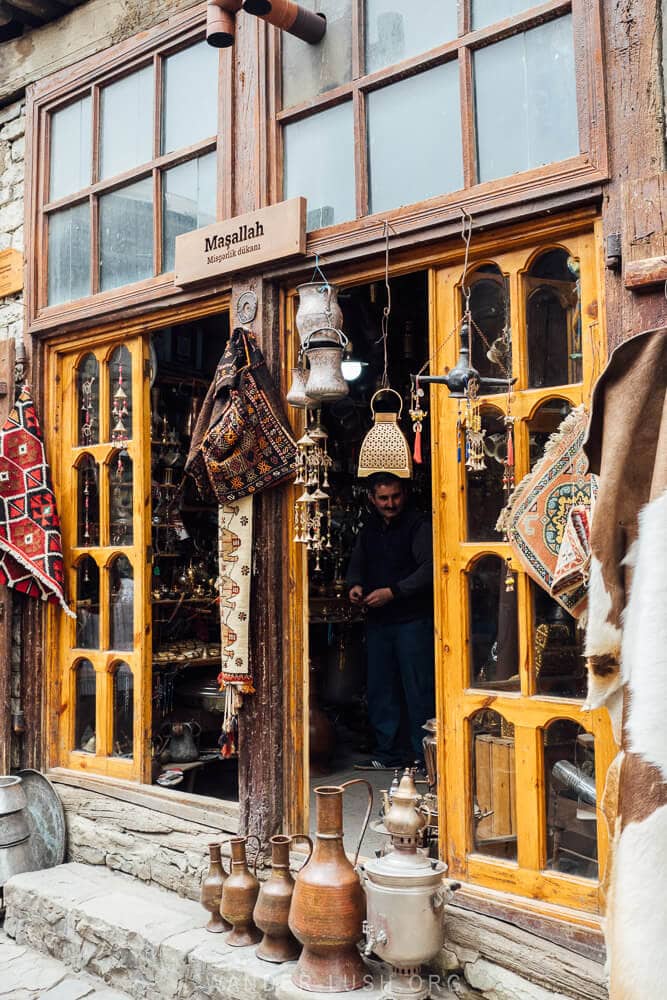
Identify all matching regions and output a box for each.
[4,862,465,1000]
[0,931,132,1000]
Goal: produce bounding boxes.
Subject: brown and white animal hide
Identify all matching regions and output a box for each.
[583,328,667,1000]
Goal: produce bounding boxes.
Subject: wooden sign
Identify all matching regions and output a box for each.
[174,198,307,286]
[0,248,23,297]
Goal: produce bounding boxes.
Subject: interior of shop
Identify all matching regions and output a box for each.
[300,271,436,854]
[147,313,238,798]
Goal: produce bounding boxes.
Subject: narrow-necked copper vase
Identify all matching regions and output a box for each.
[254,834,311,962]
[200,842,231,933]
[221,835,262,946]
[289,779,373,991]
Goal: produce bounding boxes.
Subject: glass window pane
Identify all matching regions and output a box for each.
[77,456,100,547]
[533,584,585,698]
[47,204,90,305]
[365,0,457,74]
[112,662,134,758]
[544,721,597,879]
[49,97,91,201]
[108,345,133,445]
[471,709,517,861]
[465,264,511,393]
[368,62,462,214]
[162,153,217,273]
[467,409,506,542]
[284,103,355,231]
[282,0,351,108]
[468,555,518,690]
[77,354,99,447]
[472,0,532,29]
[475,15,579,182]
[162,41,219,154]
[109,452,134,546]
[75,559,99,649]
[526,249,582,388]
[528,398,572,470]
[100,65,154,180]
[74,659,96,753]
[99,178,153,291]
[109,556,134,651]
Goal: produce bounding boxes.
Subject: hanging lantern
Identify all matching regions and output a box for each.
[358,389,412,480]
[303,328,349,402]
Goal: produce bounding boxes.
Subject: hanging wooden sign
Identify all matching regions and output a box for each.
[0,249,23,297]
[174,197,307,287]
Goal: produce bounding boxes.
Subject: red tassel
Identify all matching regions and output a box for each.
[413,427,423,464]
[506,428,514,467]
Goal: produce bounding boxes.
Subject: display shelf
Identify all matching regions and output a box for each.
[152,656,221,669]
[151,597,217,605]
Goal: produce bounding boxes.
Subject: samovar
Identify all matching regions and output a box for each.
[360,770,453,1000]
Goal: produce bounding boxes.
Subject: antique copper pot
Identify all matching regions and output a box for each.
[200,842,231,933]
[289,779,373,992]
[254,834,312,962]
[220,835,262,946]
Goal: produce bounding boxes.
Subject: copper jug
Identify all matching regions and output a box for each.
[254,834,312,963]
[289,779,373,992]
[220,835,262,947]
[200,842,231,933]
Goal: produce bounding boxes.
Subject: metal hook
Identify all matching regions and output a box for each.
[311,253,330,287]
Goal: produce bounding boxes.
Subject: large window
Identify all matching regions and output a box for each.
[277,1,604,231]
[434,225,614,912]
[28,11,228,325]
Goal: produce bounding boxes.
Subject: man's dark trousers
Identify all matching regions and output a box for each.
[365,617,435,766]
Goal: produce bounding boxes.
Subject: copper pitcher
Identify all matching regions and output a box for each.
[289,779,373,992]
[254,834,312,963]
[220,835,262,947]
[200,842,231,933]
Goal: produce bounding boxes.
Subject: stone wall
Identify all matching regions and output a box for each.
[0,97,25,347]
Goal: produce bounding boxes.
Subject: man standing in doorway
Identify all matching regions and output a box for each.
[346,472,435,770]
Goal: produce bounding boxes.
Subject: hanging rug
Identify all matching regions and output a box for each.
[497,405,596,619]
[0,387,73,616]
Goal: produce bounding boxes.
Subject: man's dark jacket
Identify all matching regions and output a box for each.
[345,507,433,624]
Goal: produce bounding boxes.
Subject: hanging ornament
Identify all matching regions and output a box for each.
[81,374,96,444]
[409,376,427,465]
[463,375,486,473]
[293,409,332,568]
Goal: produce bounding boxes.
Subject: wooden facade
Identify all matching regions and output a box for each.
[1,0,666,973]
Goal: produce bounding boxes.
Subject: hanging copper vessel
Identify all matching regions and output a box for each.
[220,835,262,946]
[200,842,231,933]
[295,282,344,346]
[289,779,373,992]
[304,329,349,402]
[254,834,311,962]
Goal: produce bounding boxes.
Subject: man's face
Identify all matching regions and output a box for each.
[369,482,406,522]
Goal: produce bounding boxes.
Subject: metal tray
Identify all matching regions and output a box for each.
[16,769,66,869]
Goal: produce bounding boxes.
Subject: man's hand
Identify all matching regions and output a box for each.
[349,585,364,605]
[363,587,394,608]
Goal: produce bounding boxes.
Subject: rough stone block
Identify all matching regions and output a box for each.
[0,102,23,126]
[465,958,572,1000]
[11,136,25,161]
[40,979,96,1000]
[1,115,25,142]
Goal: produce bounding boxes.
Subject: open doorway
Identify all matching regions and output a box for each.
[303,271,435,853]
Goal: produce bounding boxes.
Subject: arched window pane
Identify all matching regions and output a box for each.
[471,709,517,861]
[466,408,506,541]
[526,249,581,388]
[74,659,96,753]
[77,455,100,546]
[528,398,572,470]
[533,584,585,698]
[112,662,134,758]
[109,556,134,651]
[75,557,99,649]
[108,345,133,444]
[109,452,133,546]
[468,555,518,690]
[464,265,511,395]
[77,353,99,446]
[544,720,597,879]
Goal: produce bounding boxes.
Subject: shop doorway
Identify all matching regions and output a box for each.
[302,271,434,853]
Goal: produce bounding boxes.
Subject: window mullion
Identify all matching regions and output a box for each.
[459,45,476,190]
[514,724,545,871]
[91,84,101,184]
[352,0,363,79]
[153,168,162,276]
[353,86,368,220]
[153,51,162,161]
[90,193,99,297]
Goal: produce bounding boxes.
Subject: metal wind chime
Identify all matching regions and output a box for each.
[111,359,131,544]
[293,410,333,570]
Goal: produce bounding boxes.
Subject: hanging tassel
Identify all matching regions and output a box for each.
[413,426,422,464]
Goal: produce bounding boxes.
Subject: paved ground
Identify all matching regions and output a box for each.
[0,931,132,1000]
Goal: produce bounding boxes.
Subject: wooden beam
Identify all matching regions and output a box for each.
[624,256,667,289]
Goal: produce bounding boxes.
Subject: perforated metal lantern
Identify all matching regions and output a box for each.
[357,388,412,479]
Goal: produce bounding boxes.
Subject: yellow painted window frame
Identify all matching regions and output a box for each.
[432,223,613,915]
